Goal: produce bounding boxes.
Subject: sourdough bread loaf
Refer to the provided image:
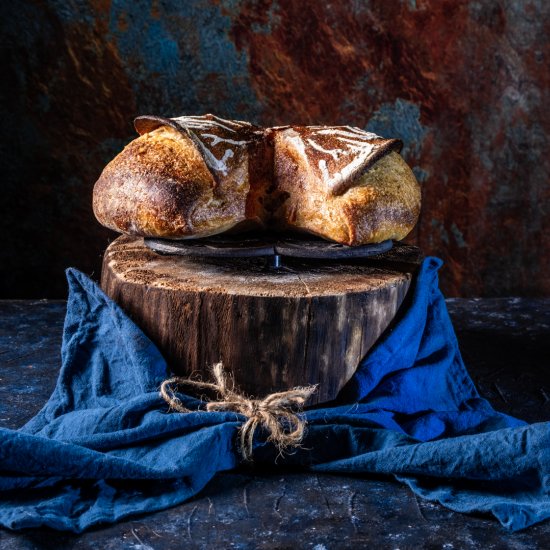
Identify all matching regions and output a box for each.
[93,114,421,245]
[270,125,420,245]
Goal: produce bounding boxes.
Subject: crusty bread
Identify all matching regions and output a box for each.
[93,115,421,245]
[93,115,267,239]
[271,126,421,244]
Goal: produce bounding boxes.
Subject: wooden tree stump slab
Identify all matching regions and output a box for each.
[101,236,423,405]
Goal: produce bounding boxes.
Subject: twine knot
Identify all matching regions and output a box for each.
[159,362,317,461]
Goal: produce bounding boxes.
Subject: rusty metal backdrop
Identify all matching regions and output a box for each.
[1,0,548,297]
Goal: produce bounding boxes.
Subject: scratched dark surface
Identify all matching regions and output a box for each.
[0,299,549,548]
[1,0,549,299]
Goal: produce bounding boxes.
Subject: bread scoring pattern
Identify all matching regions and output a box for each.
[279,126,402,196]
[135,114,263,183]
[94,114,420,245]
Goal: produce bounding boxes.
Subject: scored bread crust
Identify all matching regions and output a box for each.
[93,115,421,245]
[93,115,268,239]
[272,126,421,245]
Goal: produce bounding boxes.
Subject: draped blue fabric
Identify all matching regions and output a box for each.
[0,259,548,532]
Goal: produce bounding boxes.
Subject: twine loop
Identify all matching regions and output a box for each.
[159,362,317,461]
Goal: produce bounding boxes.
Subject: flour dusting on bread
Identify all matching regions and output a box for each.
[94,114,420,245]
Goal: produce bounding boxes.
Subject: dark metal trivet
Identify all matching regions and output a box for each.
[144,233,393,268]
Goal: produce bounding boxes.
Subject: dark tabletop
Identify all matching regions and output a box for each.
[0,298,549,549]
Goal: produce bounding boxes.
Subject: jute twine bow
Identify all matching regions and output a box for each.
[159,362,317,461]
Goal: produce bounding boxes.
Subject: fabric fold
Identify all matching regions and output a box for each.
[0,260,548,533]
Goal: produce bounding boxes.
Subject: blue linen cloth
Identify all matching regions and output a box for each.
[0,258,548,533]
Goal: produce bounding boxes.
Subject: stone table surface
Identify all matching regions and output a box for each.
[0,298,549,549]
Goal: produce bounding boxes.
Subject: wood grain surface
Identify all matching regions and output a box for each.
[101,236,422,404]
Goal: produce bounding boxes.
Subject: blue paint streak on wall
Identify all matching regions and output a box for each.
[51,0,96,26]
[367,99,427,159]
[412,166,430,183]
[142,19,181,77]
[108,0,261,120]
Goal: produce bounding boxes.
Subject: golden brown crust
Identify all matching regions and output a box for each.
[93,116,421,245]
[93,125,259,239]
[269,125,402,196]
[343,152,421,244]
[272,125,421,245]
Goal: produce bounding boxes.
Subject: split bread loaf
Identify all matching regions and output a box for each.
[93,114,421,245]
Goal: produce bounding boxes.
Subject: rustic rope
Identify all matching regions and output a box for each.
[159,362,317,461]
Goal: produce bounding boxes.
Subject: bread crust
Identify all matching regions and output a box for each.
[271,126,420,245]
[93,116,421,245]
[93,120,264,239]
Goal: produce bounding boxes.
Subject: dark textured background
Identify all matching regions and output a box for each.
[1,0,549,298]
